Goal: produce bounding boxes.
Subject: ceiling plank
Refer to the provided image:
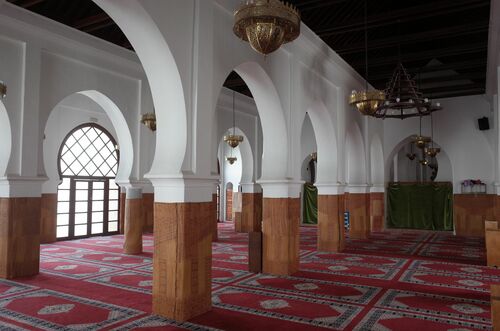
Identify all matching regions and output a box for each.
[352,43,487,68]
[316,0,489,36]
[335,22,489,55]
[74,13,110,29]
[14,0,45,8]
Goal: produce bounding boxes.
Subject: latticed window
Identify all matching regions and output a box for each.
[56,124,120,240]
[59,125,118,177]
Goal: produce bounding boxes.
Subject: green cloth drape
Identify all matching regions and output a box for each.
[303,183,318,224]
[387,182,453,231]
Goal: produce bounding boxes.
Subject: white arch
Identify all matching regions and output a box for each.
[304,102,338,184]
[77,91,134,184]
[346,122,367,185]
[385,135,454,183]
[0,100,11,176]
[93,0,186,176]
[43,91,133,190]
[370,135,385,187]
[234,62,288,180]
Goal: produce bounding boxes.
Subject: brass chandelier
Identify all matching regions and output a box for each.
[233,0,301,56]
[224,91,244,148]
[140,111,156,132]
[349,0,385,116]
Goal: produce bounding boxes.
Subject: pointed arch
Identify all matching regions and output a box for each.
[0,100,11,177]
[346,122,367,185]
[370,135,384,187]
[304,101,338,184]
[93,0,186,176]
[233,62,288,180]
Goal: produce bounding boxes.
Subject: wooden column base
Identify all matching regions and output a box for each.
[0,197,41,279]
[318,194,345,252]
[153,201,212,321]
[370,193,384,232]
[262,198,299,275]
[123,198,144,254]
[347,193,370,239]
[241,193,262,232]
[211,193,218,241]
[119,192,126,235]
[142,193,154,233]
[234,211,242,232]
[40,194,57,244]
[491,285,500,330]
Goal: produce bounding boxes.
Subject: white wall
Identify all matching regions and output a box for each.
[384,95,495,193]
[0,2,155,197]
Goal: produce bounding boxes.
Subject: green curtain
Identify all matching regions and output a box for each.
[303,183,318,224]
[387,182,453,231]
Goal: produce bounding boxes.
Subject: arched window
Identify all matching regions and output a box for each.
[56,124,120,239]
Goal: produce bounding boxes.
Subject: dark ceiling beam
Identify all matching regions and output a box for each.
[370,72,486,86]
[82,21,115,33]
[335,22,489,55]
[431,89,485,99]
[316,0,489,36]
[420,83,483,95]
[74,13,111,29]
[14,0,45,8]
[294,0,350,12]
[367,60,487,81]
[352,43,487,68]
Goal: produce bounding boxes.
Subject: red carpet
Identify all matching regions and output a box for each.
[0,223,498,330]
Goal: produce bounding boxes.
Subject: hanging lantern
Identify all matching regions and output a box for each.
[425,147,441,158]
[349,0,385,116]
[225,91,244,148]
[224,134,244,148]
[350,90,386,116]
[140,112,156,132]
[413,135,431,149]
[226,156,237,165]
[233,0,301,56]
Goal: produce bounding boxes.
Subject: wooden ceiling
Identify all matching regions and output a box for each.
[8,0,491,99]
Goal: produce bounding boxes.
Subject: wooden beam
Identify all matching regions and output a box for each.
[74,13,111,29]
[352,43,487,68]
[421,83,484,95]
[370,72,486,86]
[14,0,45,8]
[316,0,489,36]
[335,22,489,55]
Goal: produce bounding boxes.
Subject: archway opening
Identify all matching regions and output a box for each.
[300,113,318,226]
[56,123,120,239]
[386,136,454,231]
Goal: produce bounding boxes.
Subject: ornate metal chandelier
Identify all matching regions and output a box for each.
[349,0,385,116]
[140,112,156,132]
[224,91,244,148]
[233,0,301,56]
[0,81,6,99]
[373,63,442,119]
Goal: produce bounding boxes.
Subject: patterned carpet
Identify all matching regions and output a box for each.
[0,223,498,330]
